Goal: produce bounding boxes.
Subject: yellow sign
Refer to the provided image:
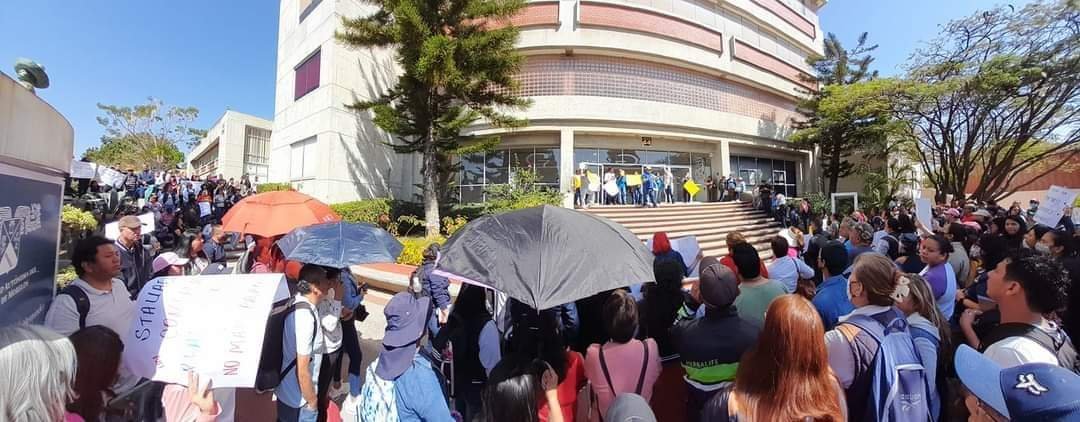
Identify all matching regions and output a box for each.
[626,174,643,187]
[684,180,700,197]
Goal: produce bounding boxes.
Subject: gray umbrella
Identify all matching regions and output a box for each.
[276,221,402,268]
[433,205,654,310]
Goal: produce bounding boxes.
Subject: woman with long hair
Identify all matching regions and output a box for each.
[1023,224,1052,250]
[481,356,564,422]
[67,326,124,422]
[1001,215,1026,251]
[432,284,500,420]
[702,295,845,421]
[637,259,686,358]
[894,274,951,422]
[0,324,80,422]
[584,290,661,421]
[507,301,585,422]
[651,232,689,277]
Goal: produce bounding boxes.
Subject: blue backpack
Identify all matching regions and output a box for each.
[846,309,933,422]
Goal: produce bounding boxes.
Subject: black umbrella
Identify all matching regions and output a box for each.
[432,205,654,310]
[276,221,403,268]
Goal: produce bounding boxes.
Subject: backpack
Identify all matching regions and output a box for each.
[254,300,317,392]
[883,235,900,260]
[360,357,399,422]
[980,323,1080,374]
[909,326,943,422]
[845,309,933,422]
[58,284,91,329]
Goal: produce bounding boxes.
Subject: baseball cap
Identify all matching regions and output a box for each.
[118,215,145,229]
[697,256,738,309]
[376,292,431,380]
[955,345,1080,420]
[152,252,189,273]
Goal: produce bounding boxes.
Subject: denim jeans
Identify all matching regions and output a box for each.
[340,319,362,397]
[277,402,318,422]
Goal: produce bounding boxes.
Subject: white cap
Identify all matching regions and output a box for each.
[152,252,190,274]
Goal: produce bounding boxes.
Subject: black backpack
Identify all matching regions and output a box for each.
[254,300,318,392]
[981,323,1080,374]
[58,284,91,329]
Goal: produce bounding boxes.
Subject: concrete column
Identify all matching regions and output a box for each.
[715,139,731,177]
[560,128,575,208]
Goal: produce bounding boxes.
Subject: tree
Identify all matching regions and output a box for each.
[792,32,895,195]
[84,98,203,171]
[336,0,531,237]
[888,1,1080,202]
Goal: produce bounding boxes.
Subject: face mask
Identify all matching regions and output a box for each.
[1035,243,1052,255]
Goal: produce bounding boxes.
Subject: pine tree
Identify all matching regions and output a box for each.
[337,0,531,237]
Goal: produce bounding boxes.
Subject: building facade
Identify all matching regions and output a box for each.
[187,110,273,182]
[271,0,827,205]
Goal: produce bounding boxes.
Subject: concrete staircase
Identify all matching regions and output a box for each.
[583,201,782,259]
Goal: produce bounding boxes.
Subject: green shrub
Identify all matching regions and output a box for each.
[256,182,295,193]
[56,265,77,287]
[442,215,468,237]
[331,199,393,225]
[61,205,97,232]
[397,236,446,265]
[483,169,564,215]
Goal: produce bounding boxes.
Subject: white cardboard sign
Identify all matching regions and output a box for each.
[645,235,701,277]
[915,198,933,229]
[123,274,290,388]
[1034,185,1078,228]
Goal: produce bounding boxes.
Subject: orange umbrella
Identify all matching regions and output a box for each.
[221,191,341,237]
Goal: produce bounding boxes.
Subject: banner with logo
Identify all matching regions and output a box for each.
[0,163,63,325]
[123,273,290,388]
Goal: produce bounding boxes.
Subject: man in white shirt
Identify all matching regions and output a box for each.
[964,253,1075,368]
[45,235,139,394]
[277,264,331,421]
[766,235,813,293]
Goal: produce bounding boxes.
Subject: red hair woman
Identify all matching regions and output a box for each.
[702,294,846,421]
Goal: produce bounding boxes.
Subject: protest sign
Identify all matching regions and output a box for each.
[626,174,643,187]
[915,198,933,228]
[198,202,212,217]
[645,235,701,276]
[104,212,156,240]
[124,273,290,388]
[0,163,62,325]
[1034,185,1079,227]
[684,180,700,198]
[604,181,619,196]
[587,172,601,192]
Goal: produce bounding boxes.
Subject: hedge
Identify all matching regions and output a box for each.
[257,183,294,193]
[331,199,393,225]
[397,236,446,265]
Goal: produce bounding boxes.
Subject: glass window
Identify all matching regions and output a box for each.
[574,148,598,167]
[290,137,317,180]
[601,149,623,164]
[460,185,484,203]
[485,149,508,184]
[294,49,321,99]
[533,147,560,184]
[460,152,484,185]
[299,0,322,21]
[670,152,691,166]
[693,154,712,181]
[644,151,669,166]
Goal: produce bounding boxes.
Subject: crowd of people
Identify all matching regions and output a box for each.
[4,185,1080,421]
[572,167,750,208]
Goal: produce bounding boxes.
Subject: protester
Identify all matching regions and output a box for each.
[480,356,564,422]
[45,236,140,400]
[202,226,228,264]
[894,274,951,421]
[151,251,190,278]
[811,241,854,331]
[315,267,345,422]
[329,269,367,402]
[825,253,932,420]
[0,325,80,422]
[360,292,454,422]
[1024,224,1052,250]
[651,232,689,277]
[959,253,1075,369]
[945,223,973,287]
[848,222,876,264]
[504,300,585,422]
[637,260,685,358]
[430,284,499,421]
[604,393,657,422]
[584,290,661,420]
[718,232,768,279]
[160,372,221,422]
[701,295,845,421]
[415,244,451,341]
[113,215,154,298]
[672,258,760,422]
[955,345,1080,421]
[277,264,330,421]
[871,217,901,260]
[63,326,122,422]
[730,243,785,327]
[1002,215,1027,251]
[766,235,814,294]
[919,235,959,320]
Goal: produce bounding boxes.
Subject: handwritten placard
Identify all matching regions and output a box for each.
[123,274,290,388]
[1034,185,1079,228]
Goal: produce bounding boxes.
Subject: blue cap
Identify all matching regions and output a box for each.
[955,345,1080,420]
[375,292,430,380]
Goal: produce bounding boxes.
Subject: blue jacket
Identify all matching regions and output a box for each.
[655,249,690,276]
[643,172,655,191]
[812,274,854,331]
[394,354,455,422]
[203,239,226,264]
[341,271,365,312]
[420,261,451,310]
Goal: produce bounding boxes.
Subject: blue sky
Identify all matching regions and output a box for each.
[0,0,1026,156]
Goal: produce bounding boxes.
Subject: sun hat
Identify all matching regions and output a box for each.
[152,252,189,273]
[375,292,431,380]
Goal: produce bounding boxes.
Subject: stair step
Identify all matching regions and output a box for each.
[590,208,767,222]
[585,202,750,213]
[617,217,779,231]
